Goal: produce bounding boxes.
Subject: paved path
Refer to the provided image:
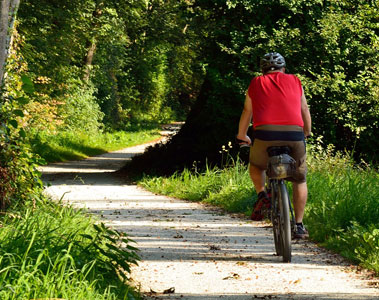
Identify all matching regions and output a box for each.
[40,142,378,300]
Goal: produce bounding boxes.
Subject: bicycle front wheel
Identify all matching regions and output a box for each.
[278,182,292,262]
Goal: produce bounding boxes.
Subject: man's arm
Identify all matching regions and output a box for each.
[301,88,311,137]
[237,92,253,144]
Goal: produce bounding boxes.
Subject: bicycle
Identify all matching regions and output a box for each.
[265,146,296,263]
[237,140,296,263]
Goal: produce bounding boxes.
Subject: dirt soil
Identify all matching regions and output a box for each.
[40,139,378,300]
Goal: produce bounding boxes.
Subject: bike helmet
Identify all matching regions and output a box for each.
[260,52,286,73]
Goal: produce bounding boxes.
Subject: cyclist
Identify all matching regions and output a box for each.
[237,52,311,239]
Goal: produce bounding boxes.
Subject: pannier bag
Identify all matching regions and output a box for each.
[267,153,296,179]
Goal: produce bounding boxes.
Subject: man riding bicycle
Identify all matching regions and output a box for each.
[237,52,312,239]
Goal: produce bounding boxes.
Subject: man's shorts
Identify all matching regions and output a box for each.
[249,125,307,183]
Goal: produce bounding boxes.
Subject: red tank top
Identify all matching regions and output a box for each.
[247,72,303,128]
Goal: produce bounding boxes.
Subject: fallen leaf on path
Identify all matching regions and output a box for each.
[163,287,175,294]
[223,273,240,280]
[209,245,221,250]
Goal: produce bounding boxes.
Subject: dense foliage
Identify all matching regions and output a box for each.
[2,1,378,183]
[2,1,205,207]
[1,1,378,190]
[0,28,43,209]
[16,0,203,131]
[125,0,379,176]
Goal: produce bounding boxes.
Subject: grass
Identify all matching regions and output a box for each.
[142,157,255,214]
[0,125,160,298]
[28,128,161,164]
[0,198,140,300]
[140,143,379,275]
[305,144,379,273]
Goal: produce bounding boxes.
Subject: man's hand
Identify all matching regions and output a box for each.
[236,135,251,146]
[304,131,312,139]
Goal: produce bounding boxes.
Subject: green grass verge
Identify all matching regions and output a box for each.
[140,145,379,275]
[0,198,140,300]
[28,129,161,164]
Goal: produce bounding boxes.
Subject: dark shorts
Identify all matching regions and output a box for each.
[249,125,307,183]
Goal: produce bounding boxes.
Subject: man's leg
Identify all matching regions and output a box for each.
[292,182,307,223]
[249,164,269,221]
[249,164,265,194]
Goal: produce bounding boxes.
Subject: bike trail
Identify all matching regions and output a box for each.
[39,141,378,300]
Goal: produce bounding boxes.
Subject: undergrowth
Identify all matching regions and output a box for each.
[0,198,140,299]
[140,141,379,275]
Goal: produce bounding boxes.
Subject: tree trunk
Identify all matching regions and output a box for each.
[109,69,122,126]
[0,0,19,86]
[82,3,103,82]
[83,40,96,82]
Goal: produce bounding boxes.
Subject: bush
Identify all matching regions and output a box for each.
[61,82,104,134]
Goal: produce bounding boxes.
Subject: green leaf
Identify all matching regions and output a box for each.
[14,110,24,117]
[21,75,33,86]
[9,119,18,128]
[22,84,35,94]
[80,234,95,240]
[19,128,26,138]
[16,97,29,105]
[21,75,35,94]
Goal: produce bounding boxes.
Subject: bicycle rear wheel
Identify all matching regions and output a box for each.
[271,182,282,256]
[278,182,291,262]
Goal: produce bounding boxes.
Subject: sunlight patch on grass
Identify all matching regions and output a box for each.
[29,129,161,164]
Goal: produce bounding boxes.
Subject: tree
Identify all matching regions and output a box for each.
[1,0,45,209]
[123,0,379,177]
[15,0,204,130]
[0,0,19,85]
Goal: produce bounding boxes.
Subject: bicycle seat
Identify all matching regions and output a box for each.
[267,146,291,157]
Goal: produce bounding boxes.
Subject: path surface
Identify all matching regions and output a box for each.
[40,141,378,300]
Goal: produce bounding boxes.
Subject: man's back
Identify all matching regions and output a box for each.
[248,72,303,128]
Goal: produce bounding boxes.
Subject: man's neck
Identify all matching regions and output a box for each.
[266,69,284,74]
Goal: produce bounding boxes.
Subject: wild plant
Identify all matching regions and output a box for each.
[0,198,140,299]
